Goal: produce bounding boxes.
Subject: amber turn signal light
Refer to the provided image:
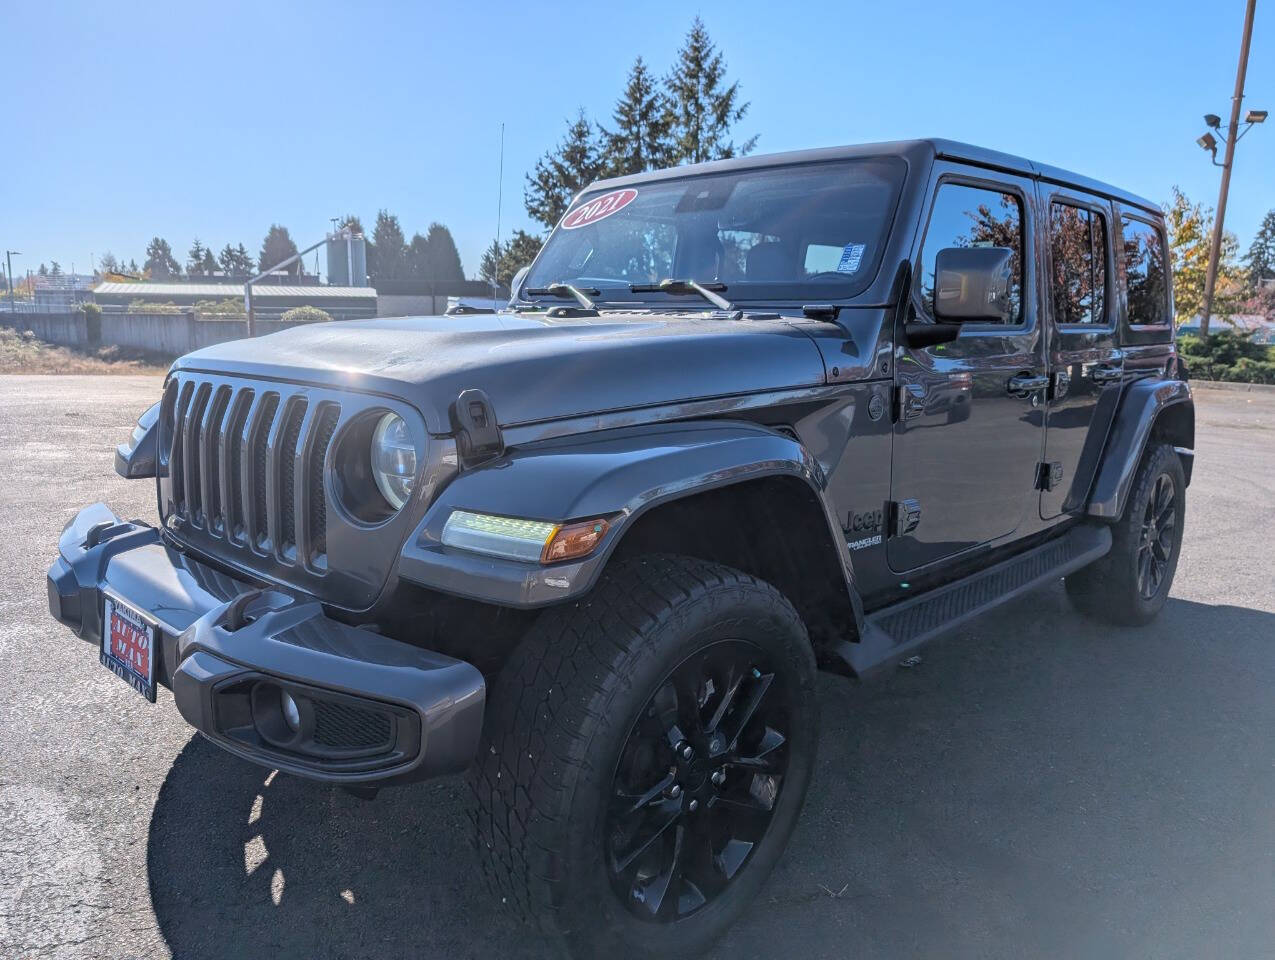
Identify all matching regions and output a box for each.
[541,517,610,563]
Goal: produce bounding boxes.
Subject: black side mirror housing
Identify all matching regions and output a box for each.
[932,246,1014,323]
[114,401,161,479]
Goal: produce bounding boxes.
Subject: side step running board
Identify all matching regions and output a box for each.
[835,524,1112,681]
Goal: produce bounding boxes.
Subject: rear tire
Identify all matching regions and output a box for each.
[1066,443,1186,625]
[469,554,817,959]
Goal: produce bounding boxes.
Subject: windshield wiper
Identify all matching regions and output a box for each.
[524,283,599,310]
[629,278,736,312]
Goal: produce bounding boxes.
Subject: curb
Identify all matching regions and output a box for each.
[1189,379,1275,394]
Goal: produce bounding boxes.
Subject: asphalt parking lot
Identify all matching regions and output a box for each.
[2,374,1273,960]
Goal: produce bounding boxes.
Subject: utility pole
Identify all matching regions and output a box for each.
[1201,0,1258,339]
[5,251,19,313]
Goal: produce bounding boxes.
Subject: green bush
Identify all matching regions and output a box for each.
[193,297,245,315]
[1178,329,1275,384]
[79,301,102,345]
[280,305,333,324]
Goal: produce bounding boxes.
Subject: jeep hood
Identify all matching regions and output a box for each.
[174,312,835,433]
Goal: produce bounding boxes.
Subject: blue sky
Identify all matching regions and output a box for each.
[3,0,1272,282]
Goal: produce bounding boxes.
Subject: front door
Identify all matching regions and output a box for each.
[1039,188,1123,518]
[888,168,1046,573]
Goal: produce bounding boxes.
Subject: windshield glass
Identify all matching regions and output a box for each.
[522,157,906,305]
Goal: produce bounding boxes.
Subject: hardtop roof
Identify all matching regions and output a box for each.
[587,138,1161,216]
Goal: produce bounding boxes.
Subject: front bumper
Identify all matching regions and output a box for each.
[47,503,485,786]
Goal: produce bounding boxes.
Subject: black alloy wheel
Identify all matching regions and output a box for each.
[1136,472,1177,601]
[606,640,789,921]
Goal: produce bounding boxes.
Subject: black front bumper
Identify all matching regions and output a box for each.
[47,503,485,786]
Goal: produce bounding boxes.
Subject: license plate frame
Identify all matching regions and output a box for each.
[101,592,158,702]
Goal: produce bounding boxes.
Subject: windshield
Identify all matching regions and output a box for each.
[522,156,905,305]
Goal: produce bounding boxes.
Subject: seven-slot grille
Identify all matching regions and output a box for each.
[162,375,341,570]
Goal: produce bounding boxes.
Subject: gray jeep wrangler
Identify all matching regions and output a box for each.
[46,139,1192,958]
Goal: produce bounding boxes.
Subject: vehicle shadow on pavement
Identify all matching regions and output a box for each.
[147,592,1275,960]
[146,737,554,960]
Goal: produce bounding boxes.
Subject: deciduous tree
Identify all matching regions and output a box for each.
[1164,186,1239,327]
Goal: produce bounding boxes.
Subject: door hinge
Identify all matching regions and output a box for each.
[1036,461,1064,491]
[895,383,926,422]
[889,498,922,537]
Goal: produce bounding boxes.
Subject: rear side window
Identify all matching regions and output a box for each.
[1049,203,1108,325]
[918,182,1024,323]
[1121,216,1169,326]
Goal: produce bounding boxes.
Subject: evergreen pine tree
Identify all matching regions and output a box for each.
[601,57,670,177]
[664,17,756,165]
[525,110,605,230]
[1244,209,1275,286]
[370,209,407,280]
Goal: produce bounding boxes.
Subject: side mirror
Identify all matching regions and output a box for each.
[932,246,1014,324]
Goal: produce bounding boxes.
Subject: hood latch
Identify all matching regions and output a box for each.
[451,388,505,467]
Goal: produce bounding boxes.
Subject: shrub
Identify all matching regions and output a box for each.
[280,305,333,324]
[79,301,103,345]
[192,297,245,315]
[1178,329,1275,383]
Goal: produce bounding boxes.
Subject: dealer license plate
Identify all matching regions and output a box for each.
[101,595,157,702]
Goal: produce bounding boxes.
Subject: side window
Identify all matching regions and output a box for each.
[918,182,1024,323]
[1121,216,1169,326]
[1049,202,1109,324]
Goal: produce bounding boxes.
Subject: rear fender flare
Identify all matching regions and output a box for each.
[1088,378,1193,520]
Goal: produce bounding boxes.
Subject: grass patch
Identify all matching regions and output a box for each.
[0,326,170,375]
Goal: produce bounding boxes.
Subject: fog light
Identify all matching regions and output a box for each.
[280,689,302,732]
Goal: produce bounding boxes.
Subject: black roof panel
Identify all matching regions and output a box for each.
[588,138,1160,216]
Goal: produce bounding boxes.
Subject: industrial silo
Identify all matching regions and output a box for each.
[326,232,368,286]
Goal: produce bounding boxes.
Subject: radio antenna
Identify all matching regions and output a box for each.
[492,122,505,307]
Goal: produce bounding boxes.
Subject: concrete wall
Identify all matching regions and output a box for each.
[2,311,330,358]
[3,312,88,347]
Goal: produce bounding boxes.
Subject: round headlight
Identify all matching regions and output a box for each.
[370,413,417,510]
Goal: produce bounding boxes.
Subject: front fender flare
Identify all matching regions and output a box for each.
[1087,378,1193,520]
[397,420,860,618]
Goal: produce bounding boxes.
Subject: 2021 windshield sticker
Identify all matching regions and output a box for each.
[837,242,866,273]
[561,188,639,230]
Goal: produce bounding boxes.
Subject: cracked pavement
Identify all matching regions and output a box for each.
[1,374,1273,959]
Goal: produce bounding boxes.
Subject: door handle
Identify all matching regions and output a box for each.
[1091,363,1124,384]
[1007,373,1049,396]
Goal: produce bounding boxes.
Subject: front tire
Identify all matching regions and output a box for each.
[1066,442,1186,625]
[470,554,817,959]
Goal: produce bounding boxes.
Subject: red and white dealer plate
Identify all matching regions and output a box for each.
[101,595,157,702]
[561,188,638,229]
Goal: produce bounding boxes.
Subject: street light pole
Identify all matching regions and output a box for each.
[5,251,19,314]
[1200,0,1258,339]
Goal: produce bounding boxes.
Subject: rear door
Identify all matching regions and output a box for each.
[888,165,1046,573]
[1039,186,1123,518]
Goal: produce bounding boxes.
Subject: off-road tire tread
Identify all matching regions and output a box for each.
[467,553,805,938]
[1066,442,1185,625]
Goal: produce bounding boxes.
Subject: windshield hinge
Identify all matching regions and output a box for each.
[801,304,842,322]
